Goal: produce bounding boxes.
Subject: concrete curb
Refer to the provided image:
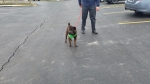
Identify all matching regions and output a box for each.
[0,4,37,7]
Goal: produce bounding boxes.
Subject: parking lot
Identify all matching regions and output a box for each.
[0,1,150,84]
[100,2,150,24]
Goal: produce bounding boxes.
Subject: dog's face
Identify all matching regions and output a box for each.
[68,26,76,35]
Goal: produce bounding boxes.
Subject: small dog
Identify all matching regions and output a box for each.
[65,23,77,47]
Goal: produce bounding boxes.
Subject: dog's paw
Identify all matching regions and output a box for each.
[70,45,72,47]
[65,40,67,43]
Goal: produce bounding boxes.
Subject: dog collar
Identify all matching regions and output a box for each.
[68,33,77,39]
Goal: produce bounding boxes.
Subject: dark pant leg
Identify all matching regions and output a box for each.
[89,6,96,31]
[81,6,88,30]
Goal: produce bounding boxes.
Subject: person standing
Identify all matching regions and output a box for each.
[78,0,100,34]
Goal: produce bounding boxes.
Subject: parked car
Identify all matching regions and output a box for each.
[125,0,150,14]
[105,0,124,4]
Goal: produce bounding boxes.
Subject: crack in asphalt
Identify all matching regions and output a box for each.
[0,18,47,72]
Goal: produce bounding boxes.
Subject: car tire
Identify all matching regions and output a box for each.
[111,0,118,4]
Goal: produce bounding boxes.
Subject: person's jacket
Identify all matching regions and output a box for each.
[78,0,100,7]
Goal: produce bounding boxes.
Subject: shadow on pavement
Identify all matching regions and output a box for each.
[126,13,150,19]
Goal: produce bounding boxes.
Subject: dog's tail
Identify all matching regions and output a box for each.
[68,23,70,26]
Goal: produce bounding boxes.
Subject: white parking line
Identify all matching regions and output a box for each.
[101,5,124,9]
[104,11,131,14]
[119,21,150,24]
[101,4,124,7]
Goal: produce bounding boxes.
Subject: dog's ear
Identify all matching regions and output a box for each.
[68,23,70,26]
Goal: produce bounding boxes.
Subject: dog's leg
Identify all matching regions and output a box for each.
[65,27,68,43]
[65,23,70,43]
[68,38,72,47]
[74,37,78,47]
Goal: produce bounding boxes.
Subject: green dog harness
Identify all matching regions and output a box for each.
[68,33,77,39]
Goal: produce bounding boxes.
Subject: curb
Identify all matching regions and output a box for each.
[0,4,37,7]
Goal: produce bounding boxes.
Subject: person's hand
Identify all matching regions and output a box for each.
[79,5,82,8]
[96,7,100,11]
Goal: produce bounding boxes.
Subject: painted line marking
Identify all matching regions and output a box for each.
[119,21,150,24]
[101,4,124,7]
[101,5,124,9]
[104,11,131,14]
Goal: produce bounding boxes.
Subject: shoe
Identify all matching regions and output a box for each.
[92,30,98,34]
[81,30,85,34]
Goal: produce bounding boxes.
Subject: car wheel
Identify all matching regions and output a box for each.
[111,0,118,4]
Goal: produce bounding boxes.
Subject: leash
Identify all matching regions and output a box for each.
[75,9,82,27]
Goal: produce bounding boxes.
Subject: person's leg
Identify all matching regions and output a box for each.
[81,6,88,31]
[89,6,96,31]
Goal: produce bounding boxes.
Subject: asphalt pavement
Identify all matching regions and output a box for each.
[0,1,150,84]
